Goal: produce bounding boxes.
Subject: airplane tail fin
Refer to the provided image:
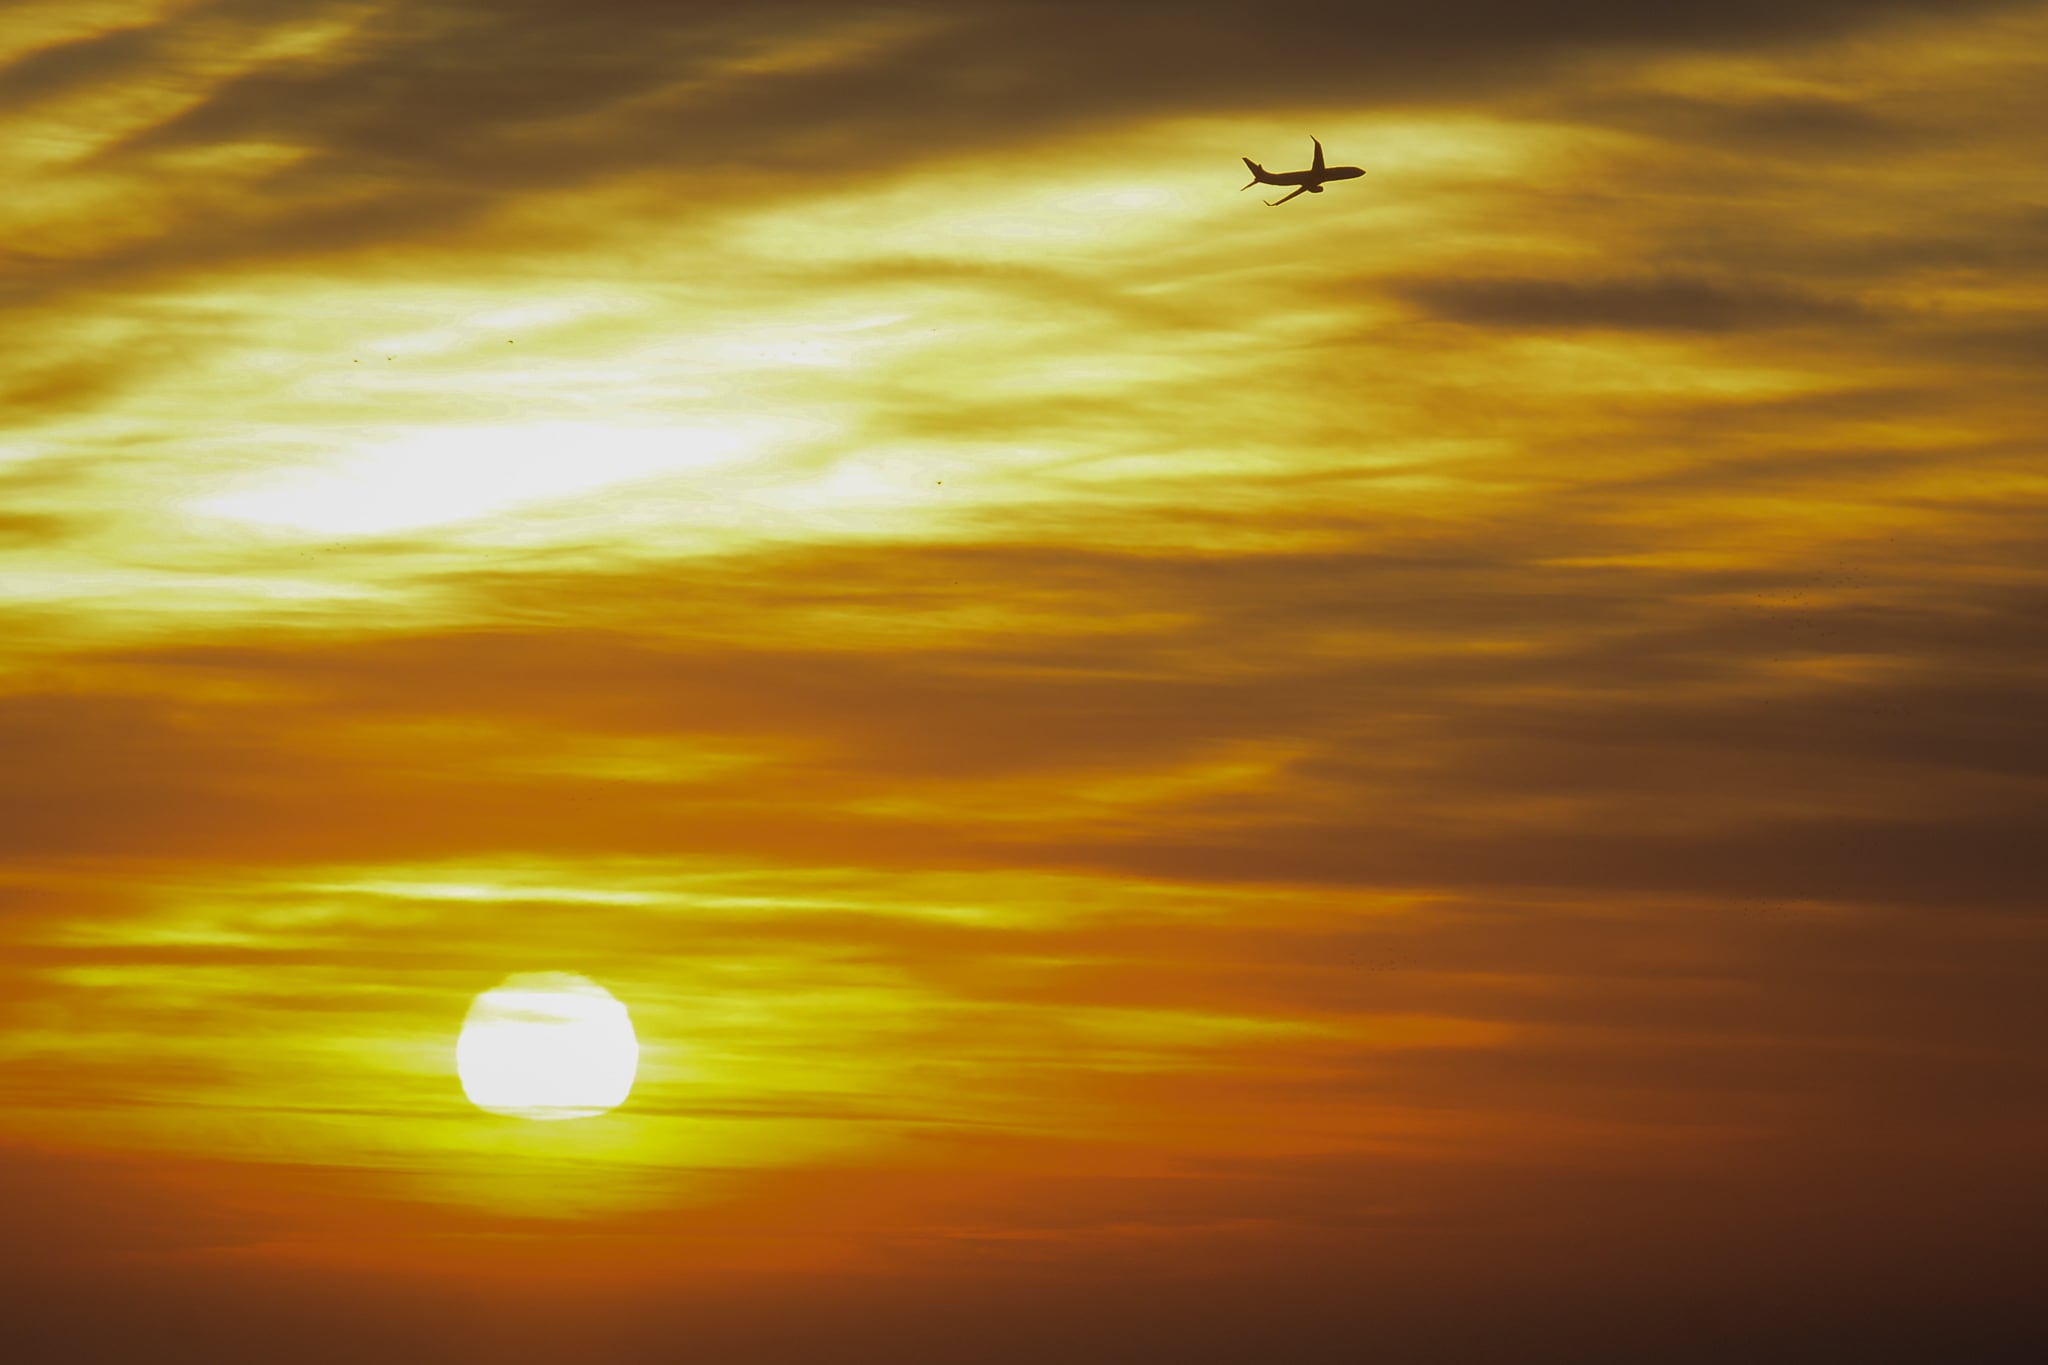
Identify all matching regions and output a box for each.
[1240,157,1267,190]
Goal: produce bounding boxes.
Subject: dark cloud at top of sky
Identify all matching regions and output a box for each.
[1566,90,1921,157]
[0,0,2019,305]
[0,24,166,111]
[122,0,2017,171]
[1386,273,1867,332]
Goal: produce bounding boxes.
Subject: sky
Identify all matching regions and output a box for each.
[3,1,2046,1360]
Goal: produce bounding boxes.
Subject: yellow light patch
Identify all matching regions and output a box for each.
[194,421,784,535]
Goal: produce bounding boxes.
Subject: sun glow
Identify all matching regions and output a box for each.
[196,421,786,536]
[456,972,640,1121]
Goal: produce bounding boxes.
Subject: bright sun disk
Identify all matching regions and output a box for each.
[456,971,639,1120]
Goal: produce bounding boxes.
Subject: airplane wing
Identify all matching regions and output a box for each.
[1265,185,1311,206]
[1311,137,1325,173]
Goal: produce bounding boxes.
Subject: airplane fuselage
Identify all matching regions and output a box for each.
[1261,166,1364,188]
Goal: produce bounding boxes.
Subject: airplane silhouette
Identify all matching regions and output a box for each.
[1240,138,1365,205]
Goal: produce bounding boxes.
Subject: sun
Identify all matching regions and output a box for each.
[456,972,639,1120]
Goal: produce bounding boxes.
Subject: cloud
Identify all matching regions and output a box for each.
[1386,273,1866,332]
[0,0,2017,308]
[0,23,167,111]
[1570,89,1919,156]
[0,510,74,545]
[0,506,2023,914]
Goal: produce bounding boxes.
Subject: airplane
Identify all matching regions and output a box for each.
[1240,137,1365,205]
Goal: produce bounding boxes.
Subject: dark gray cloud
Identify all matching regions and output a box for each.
[1,0,2021,308]
[1565,89,1922,156]
[1387,273,1866,332]
[0,25,167,111]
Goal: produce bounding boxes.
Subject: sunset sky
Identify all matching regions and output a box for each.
[4,1,2045,1360]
